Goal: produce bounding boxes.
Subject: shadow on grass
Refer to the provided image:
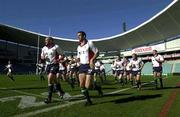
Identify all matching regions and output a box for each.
[0,86,47,90]
[143,86,180,90]
[91,93,133,98]
[111,94,162,104]
[102,87,117,90]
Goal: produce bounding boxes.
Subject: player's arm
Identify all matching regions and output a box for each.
[89,41,99,68]
[139,59,144,70]
[157,55,164,63]
[41,48,46,60]
[55,45,64,63]
[76,47,80,63]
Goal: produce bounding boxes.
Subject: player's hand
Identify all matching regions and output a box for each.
[41,55,47,60]
[90,59,94,69]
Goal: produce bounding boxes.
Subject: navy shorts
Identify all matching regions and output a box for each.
[58,70,66,74]
[46,64,59,74]
[131,70,141,76]
[79,64,93,75]
[117,70,124,76]
[125,70,132,75]
[112,69,116,74]
[94,69,100,75]
[70,67,78,73]
[153,67,162,73]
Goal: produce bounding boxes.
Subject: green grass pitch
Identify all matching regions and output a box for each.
[0,74,180,117]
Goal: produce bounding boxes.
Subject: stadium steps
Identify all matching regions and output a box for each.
[173,63,180,73]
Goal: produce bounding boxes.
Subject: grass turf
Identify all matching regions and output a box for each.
[0,74,180,117]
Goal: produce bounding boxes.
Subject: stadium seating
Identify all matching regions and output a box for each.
[104,64,112,74]
[173,63,180,73]
[162,63,173,74]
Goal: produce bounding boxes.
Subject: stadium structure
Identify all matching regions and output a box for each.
[0,0,180,75]
[1,1,180,117]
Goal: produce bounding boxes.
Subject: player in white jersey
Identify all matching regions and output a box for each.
[57,54,67,81]
[114,56,125,85]
[69,55,78,88]
[41,37,65,104]
[151,50,164,89]
[130,53,144,90]
[111,61,117,80]
[77,31,102,105]
[94,60,102,82]
[100,61,106,81]
[124,58,132,85]
[4,60,15,81]
[36,59,45,81]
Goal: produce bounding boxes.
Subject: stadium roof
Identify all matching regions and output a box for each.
[0,0,180,52]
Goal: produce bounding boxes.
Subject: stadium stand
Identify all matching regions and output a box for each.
[141,62,153,75]
[174,63,180,73]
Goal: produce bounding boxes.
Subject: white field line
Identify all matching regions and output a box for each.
[14,100,86,117]
[14,87,133,117]
[13,83,148,117]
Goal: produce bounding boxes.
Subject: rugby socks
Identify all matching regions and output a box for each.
[81,88,92,103]
[55,83,64,94]
[159,78,163,88]
[137,80,141,89]
[154,79,158,89]
[93,81,103,96]
[8,75,15,81]
[70,77,75,88]
[130,79,133,86]
[48,84,53,101]
[40,76,45,81]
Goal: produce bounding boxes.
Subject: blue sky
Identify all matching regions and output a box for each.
[0,0,172,39]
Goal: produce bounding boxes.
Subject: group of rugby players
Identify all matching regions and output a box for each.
[111,50,164,90]
[4,31,165,106]
[40,31,104,105]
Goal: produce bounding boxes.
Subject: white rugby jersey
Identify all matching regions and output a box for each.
[111,63,116,70]
[67,64,71,72]
[77,41,98,64]
[70,63,77,69]
[130,58,144,71]
[100,65,105,71]
[114,59,124,71]
[41,44,63,65]
[95,61,101,70]
[37,63,44,70]
[70,58,77,68]
[59,63,65,70]
[125,62,132,71]
[6,64,12,72]
[151,54,164,67]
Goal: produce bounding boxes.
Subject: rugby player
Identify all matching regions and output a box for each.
[41,37,65,104]
[151,50,164,89]
[76,31,102,105]
[130,53,144,90]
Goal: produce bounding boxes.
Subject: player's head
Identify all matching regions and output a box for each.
[45,37,54,46]
[8,60,11,64]
[132,53,137,60]
[77,31,86,42]
[116,55,121,60]
[153,50,158,56]
[124,57,129,62]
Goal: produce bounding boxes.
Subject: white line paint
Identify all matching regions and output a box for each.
[13,90,60,101]
[14,100,86,117]
[13,86,136,117]
[105,88,131,95]
[0,96,45,109]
